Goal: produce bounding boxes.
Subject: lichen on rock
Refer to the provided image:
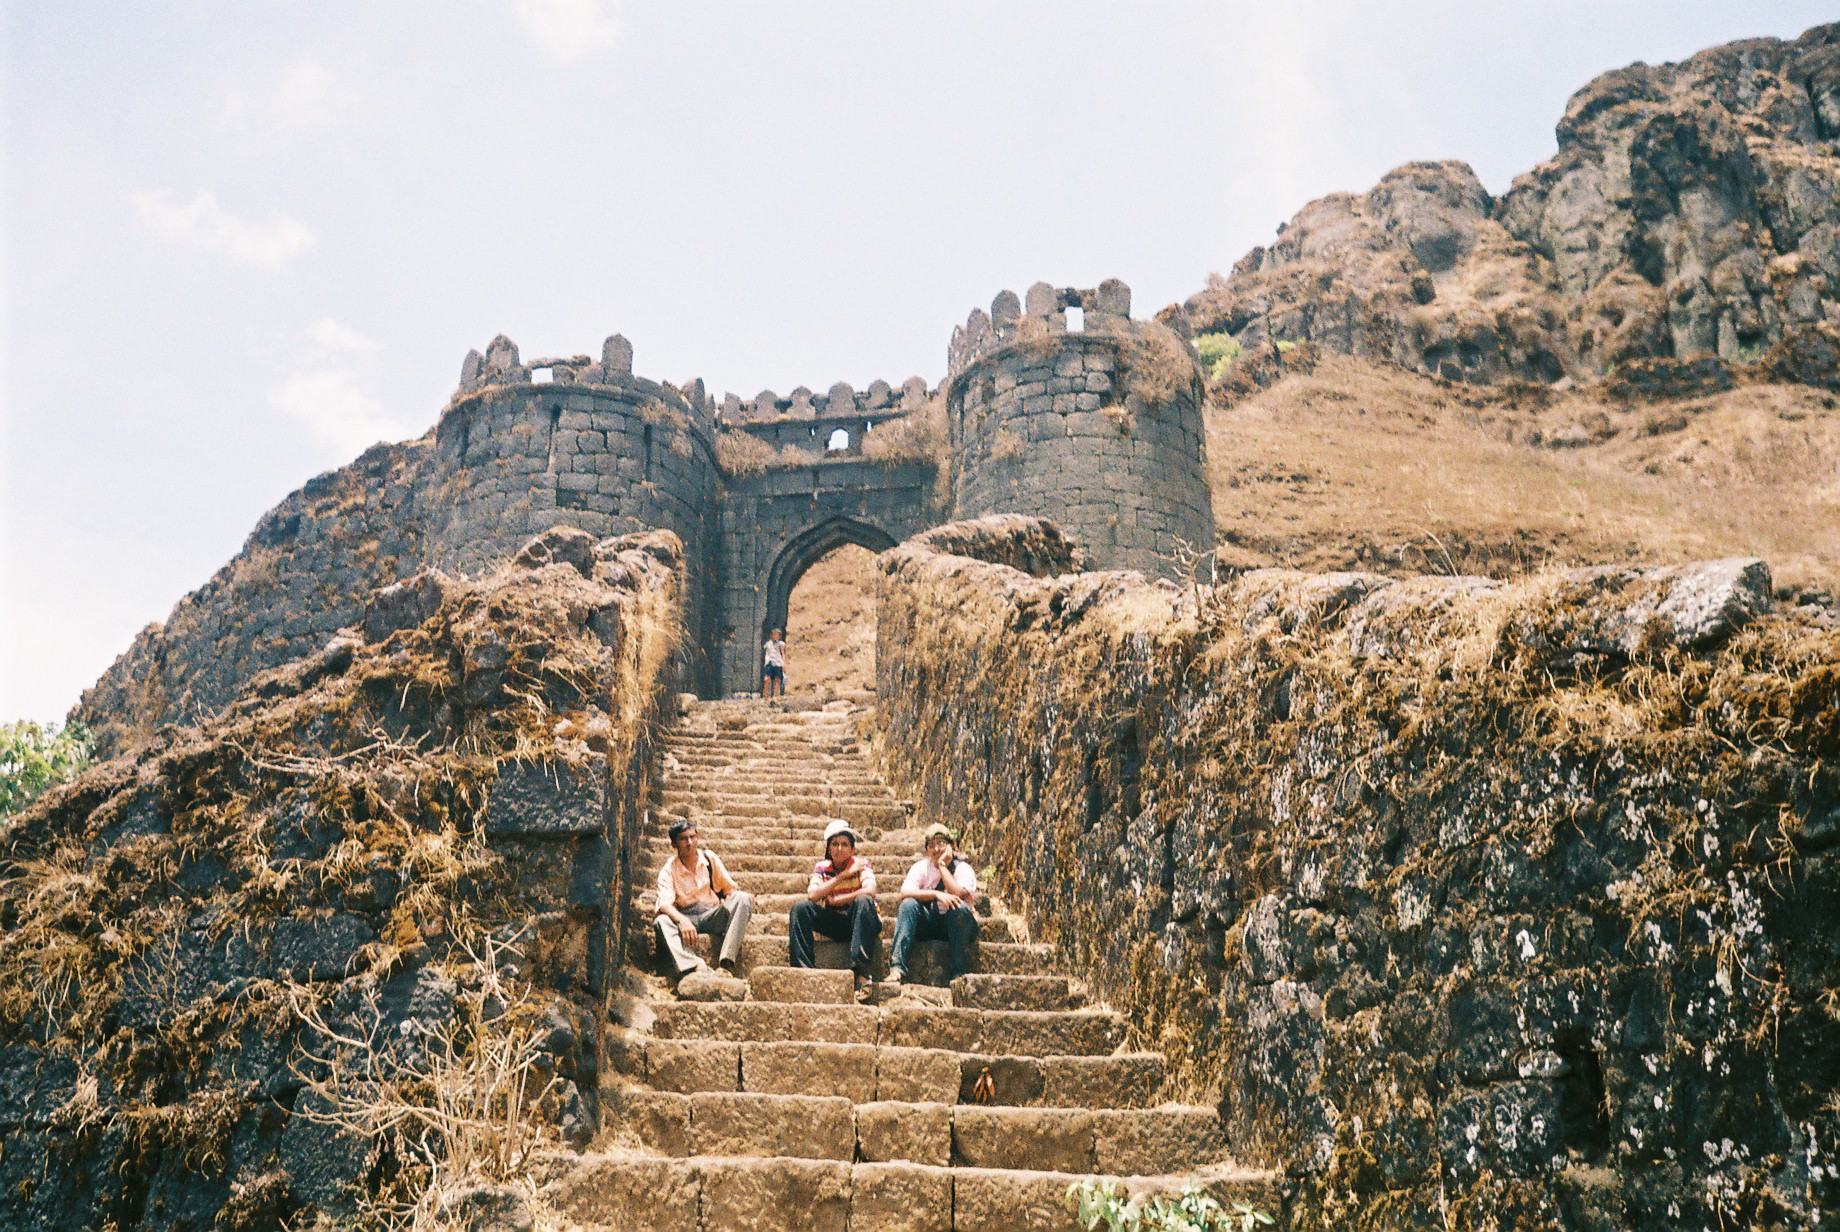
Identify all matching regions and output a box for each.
[0,527,685,1230]
[872,514,1840,1231]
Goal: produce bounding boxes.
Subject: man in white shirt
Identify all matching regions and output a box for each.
[655,820,752,978]
[887,822,979,987]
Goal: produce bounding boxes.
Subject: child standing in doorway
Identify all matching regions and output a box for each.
[762,628,787,698]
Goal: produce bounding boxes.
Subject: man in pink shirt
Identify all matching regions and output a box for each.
[655,819,753,978]
[887,822,979,987]
[789,819,882,1002]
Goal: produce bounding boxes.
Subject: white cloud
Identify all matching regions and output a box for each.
[223,57,346,132]
[308,317,381,353]
[132,189,314,269]
[274,59,341,126]
[516,0,621,61]
[271,369,416,456]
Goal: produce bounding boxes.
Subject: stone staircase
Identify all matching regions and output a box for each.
[542,698,1282,1231]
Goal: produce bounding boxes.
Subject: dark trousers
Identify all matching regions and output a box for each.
[891,898,980,980]
[789,897,881,976]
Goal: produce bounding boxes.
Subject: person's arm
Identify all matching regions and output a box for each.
[656,862,697,933]
[808,863,851,904]
[899,860,930,901]
[934,854,967,901]
[709,852,737,898]
[943,860,978,907]
[852,861,876,902]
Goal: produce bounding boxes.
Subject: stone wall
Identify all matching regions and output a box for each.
[425,379,722,691]
[946,282,1215,579]
[0,527,686,1230]
[872,516,1839,1231]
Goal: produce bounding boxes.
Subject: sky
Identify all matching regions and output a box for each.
[3,0,1834,722]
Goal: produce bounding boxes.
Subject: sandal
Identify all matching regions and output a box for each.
[854,976,874,1004]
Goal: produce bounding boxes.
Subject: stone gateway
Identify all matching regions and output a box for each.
[76,281,1215,751]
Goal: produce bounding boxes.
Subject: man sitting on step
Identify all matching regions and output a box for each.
[655,820,753,980]
[887,822,980,988]
[790,819,882,1003]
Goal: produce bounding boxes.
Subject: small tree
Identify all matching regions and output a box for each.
[0,720,94,819]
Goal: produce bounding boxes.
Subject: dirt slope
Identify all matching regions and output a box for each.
[1206,353,1840,596]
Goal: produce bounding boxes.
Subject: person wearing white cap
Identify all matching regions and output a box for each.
[790,819,882,1002]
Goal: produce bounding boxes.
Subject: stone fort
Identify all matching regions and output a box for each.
[79,278,1215,734]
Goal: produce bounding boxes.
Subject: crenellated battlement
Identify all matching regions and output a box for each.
[945,278,1139,381]
[717,375,933,426]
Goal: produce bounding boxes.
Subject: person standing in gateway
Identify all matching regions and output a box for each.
[762,627,787,698]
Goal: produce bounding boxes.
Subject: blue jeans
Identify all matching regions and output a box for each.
[789,897,881,977]
[891,898,979,981]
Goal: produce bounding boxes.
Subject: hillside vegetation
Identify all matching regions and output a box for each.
[1204,352,1840,597]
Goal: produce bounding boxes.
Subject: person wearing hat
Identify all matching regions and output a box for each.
[655,819,753,980]
[790,819,882,1002]
[888,822,980,987]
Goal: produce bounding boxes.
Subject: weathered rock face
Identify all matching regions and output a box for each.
[873,516,1840,1231]
[0,528,684,1231]
[1182,22,1840,387]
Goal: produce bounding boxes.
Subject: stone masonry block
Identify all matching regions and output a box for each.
[646,1039,739,1093]
[953,1107,1094,1173]
[876,1047,962,1103]
[850,1163,952,1232]
[1091,1108,1227,1173]
[857,1101,951,1166]
[952,1169,1084,1232]
[698,1157,850,1232]
[742,1042,877,1102]
[614,1089,690,1155]
[542,1156,699,1232]
[691,1092,855,1160]
[749,966,854,1004]
[483,757,606,836]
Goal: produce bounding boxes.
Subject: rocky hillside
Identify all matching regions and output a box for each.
[1178,22,1840,385]
[0,528,683,1230]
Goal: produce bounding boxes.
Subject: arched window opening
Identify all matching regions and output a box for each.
[826,428,851,452]
[1066,306,1085,332]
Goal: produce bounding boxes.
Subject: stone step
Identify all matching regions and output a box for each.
[655,805,905,823]
[747,966,855,1004]
[730,935,1052,980]
[635,902,1018,944]
[607,1091,1231,1174]
[645,1002,1123,1056]
[609,1035,1168,1108]
[542,1154,1283,1232]
[641,837,926,860]
[645,849,880,875]
[950,975,1082,1013]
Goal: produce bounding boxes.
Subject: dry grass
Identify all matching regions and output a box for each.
[287,935,559,1230]
[713,430,817,477]
[861,396,948,470]
[1207,354,1840,592]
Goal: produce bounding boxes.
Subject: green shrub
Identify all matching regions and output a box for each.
[1067,1179,1275,1232]
[1193,332,1243,380]
[0,720,94,819]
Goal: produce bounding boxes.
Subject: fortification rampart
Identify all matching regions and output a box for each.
[76,278,1220,752]
[945,281,1214,577]
[871,515,1836,1231]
